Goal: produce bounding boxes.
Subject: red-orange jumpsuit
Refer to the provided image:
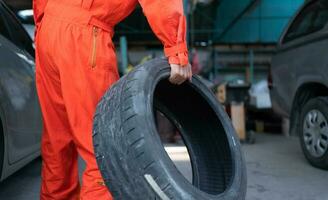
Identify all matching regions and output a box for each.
[33,0,188,199]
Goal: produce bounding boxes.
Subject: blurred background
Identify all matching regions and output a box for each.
[0,0,328,199]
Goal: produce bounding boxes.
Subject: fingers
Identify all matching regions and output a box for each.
[169,64,181,84]
[169,63,193,85]
[171,64,185,85]
[180,64,192,83]
[184,63,192,82]
[177,66,186,85]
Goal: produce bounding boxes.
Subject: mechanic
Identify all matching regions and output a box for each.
[33,0,192,199]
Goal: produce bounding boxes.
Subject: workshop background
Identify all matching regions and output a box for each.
[1,0,328,199]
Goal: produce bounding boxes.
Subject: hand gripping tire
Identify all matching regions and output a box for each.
[93,58,247,200]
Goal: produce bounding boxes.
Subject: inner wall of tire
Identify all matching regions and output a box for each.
[153,78,233,195]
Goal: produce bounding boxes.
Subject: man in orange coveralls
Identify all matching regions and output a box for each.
[33,0,191,199]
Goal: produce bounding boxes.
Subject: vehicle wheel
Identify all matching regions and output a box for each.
[300,97,328,170]
[93,58,247,200]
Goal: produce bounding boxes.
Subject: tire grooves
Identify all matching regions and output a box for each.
[93,58,246,200]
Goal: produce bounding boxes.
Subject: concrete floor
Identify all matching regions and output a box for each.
[0,133,327,200]
[244,134,328,200]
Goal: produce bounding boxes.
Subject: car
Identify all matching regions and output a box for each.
[0,0,42,181]
[270,0,328,169]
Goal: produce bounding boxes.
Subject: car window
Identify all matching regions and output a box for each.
[312,4,328,30]
[283,1,328,44]
[0,2,34,57]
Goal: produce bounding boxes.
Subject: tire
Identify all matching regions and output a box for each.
[93,58,247,200]
[300,97,328,170]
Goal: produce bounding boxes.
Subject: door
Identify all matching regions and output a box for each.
[0,2,42,164]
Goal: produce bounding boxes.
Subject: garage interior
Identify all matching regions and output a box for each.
[1,0,328,200]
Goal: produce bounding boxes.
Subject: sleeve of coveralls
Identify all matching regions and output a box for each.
[33,0,48,37]
[138,0,189,66]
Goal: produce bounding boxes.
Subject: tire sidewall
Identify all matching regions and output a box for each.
[299,97,328,169]
[133,59,246,199]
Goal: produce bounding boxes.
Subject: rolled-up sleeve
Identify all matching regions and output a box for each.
[138,0,189,66]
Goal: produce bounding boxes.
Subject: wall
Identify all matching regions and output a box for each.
[214,0,305,43]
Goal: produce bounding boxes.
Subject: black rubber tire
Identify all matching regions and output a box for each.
[93,58,247,200]
[300,97,328,170]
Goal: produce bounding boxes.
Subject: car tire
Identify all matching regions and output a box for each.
[93,58,247,199]
[300,97,328,170]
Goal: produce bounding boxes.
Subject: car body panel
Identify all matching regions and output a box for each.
[0,1,41,181]
[0,35,41,164]
[270,0,328,117]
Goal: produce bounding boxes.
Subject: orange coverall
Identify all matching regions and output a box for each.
[33,0,188,199]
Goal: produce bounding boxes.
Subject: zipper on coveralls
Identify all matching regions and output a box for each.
[91,26,99,68]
